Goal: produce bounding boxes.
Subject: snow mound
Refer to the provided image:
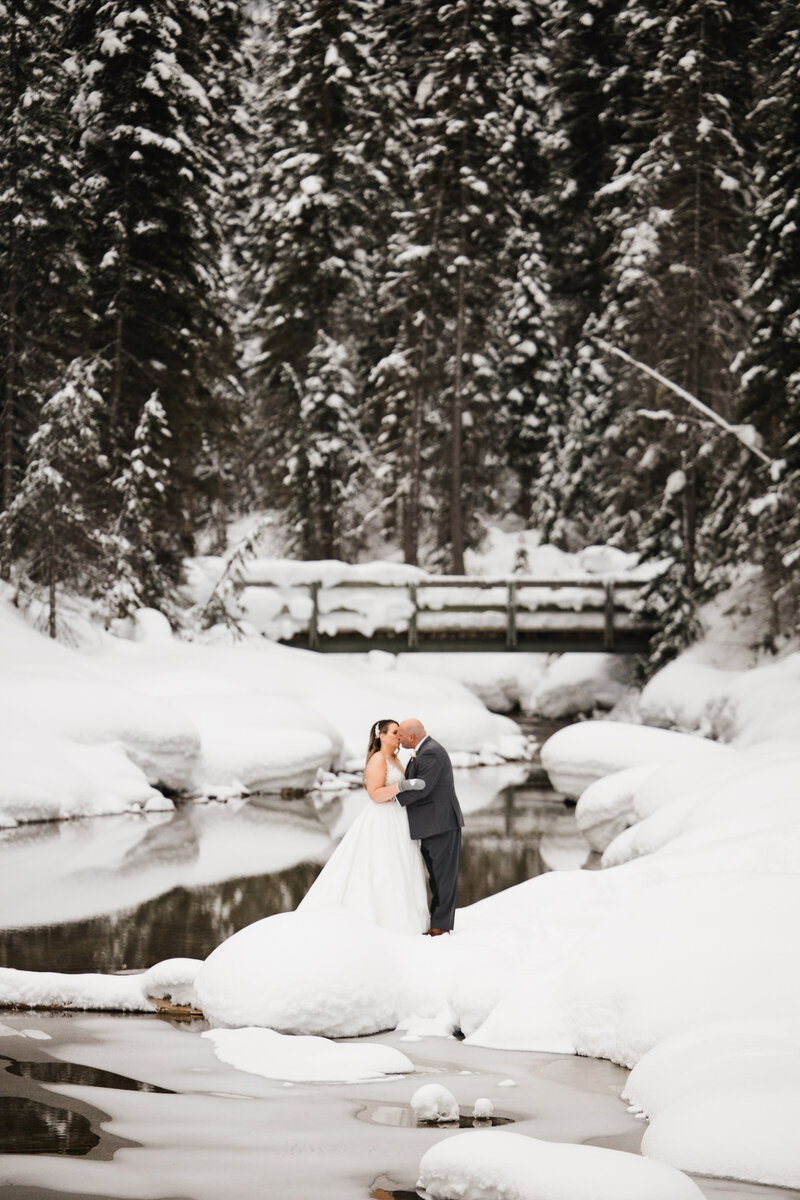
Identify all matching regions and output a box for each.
[194,908,410,1036]
[416,1130,703,1200]
[202,1026,413,1082]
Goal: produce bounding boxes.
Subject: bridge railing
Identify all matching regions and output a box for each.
[239,574,654,653]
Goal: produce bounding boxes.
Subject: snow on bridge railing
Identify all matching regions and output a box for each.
[238,573,653,653]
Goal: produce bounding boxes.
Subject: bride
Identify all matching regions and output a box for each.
[297,718,429,935]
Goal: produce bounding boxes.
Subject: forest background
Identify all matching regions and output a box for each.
[1,0,798,669]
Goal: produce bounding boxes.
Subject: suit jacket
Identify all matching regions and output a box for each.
[397,737,464,840]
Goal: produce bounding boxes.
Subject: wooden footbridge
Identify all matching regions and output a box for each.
[240,574,656,654]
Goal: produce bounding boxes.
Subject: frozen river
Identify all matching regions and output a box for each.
[1,755,798,1200]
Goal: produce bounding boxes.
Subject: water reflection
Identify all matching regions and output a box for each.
[0,1095,100,1156]
[0,762,588,974]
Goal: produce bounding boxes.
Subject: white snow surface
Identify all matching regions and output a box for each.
[0,589,525,823]
[416,1130,703,1200]
[202,1026,413,1082]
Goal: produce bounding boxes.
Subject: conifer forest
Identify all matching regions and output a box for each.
[1,0,798,664]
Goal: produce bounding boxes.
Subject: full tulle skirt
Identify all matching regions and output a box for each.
[298,797,429,936]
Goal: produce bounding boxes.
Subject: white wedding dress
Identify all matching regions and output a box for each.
[298,760,429,935]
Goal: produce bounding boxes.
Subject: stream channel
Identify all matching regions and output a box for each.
[0,720,797,1200]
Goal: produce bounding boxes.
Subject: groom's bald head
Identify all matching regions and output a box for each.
[398,718,426,748]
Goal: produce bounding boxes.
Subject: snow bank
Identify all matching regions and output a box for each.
[0,589,525,824]
[416,1130,703,1200]
[563,872,800,1067]
[0,966,155,1012]
[202,1026,413,1082]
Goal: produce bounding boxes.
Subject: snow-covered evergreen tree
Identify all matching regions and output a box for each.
[109,393,176,616]
[0,360,108,637]
[71,0,243,557]
[0,0,86,540]
[497,11,563,528]
[375,0,523,570]
[240,0,388,559]
[734,3,800,640]
[552,0,756,663]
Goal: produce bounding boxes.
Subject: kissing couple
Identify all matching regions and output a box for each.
[299,718,464,936]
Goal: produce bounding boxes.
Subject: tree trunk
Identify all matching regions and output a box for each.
[48,543,57,639]
[402,374,422,561]
[450,260,465,574]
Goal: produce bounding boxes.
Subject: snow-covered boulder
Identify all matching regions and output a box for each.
[0,673,199,791]
[541,720,730,798]
[410,1084,460,1122]
[639,660,740,733]
[527,653,631,719]
[416,1130,703,1200]
[194,908,412,1036]
[574,765,657,852]
[625,1023,800,1189]
[0,726,166,823]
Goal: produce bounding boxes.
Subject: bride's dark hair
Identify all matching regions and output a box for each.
[365,718,398,771]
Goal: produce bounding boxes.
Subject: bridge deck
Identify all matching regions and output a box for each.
[240,574,655,654]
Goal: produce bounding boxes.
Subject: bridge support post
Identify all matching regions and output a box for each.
[408,583,418,650]
[604,581,615,650]
[309,581,320,650]
[506,581,517,650]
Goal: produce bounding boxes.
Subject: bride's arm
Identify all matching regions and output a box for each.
[365,755,401,804]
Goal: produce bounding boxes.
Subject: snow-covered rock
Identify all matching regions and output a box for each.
[194,908,413,1036]
[625,1023,800,1189]
[541,720,729,798]
[527,653,632,719]
[411,1084,460,1122]
[416,1130,703,1200]
[574,765,657,852]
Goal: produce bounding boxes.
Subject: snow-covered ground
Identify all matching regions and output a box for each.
[4,526,800,1195]
[5,638,799,1191]
[0,590,528,826]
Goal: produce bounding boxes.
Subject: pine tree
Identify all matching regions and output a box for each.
[552,0,756,665]
[240,0,388,559]
[375,0,521,571]
[108,393,175,616]
[71,0,243,565]
[0,360,109,637]
[497,11,563,528]
[0,0,86,550]
[735,4,800,640]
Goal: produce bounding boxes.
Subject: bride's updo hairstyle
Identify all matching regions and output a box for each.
[365,718,398,771]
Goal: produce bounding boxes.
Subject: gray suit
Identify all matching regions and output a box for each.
[397,737,464,931]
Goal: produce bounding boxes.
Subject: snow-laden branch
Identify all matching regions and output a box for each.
[594,339,777,469]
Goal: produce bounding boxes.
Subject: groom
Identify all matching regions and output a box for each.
[396,719,464,936]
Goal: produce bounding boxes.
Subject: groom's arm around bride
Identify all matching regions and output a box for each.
[396,719,464,934]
